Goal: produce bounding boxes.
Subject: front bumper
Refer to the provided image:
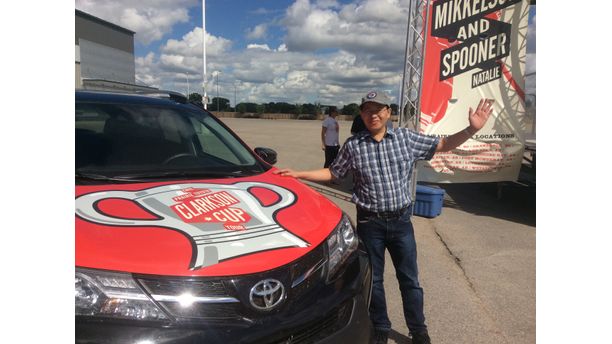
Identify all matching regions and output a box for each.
[76,248,372,344]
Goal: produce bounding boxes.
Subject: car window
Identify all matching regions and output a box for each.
[75,101,261,177]
[76,105,108,133]
[190,117,245,165]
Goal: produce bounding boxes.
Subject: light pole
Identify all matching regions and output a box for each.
[215,71,220,112]
[234,82,237,111]
[185,72,190,98]
[202,0,207,109]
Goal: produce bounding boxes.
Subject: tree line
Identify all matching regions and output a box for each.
[188,93,398,117]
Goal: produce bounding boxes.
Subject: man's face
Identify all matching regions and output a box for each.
[360,102,390,132]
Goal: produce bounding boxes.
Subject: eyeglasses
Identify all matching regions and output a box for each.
[361,106,388,116]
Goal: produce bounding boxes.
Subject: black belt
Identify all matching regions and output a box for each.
[357,206,410,220]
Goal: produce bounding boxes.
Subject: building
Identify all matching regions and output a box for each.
[75,9,156,92]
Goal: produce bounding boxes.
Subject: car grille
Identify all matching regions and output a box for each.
[139,277,228,296]
[135,245,327,322]
[137,277,240,320]
[269,299,354,344]
[161,301,240,319]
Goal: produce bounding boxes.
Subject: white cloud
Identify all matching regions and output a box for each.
[342,0,407,22]
[130,26,234,92]
[247,44,272,51]
[159,54,188,71]
[228,49,397,104]
[162,28,232,58]
[283,0,409,61]
[75,0,198,45]
[285,70,314,88]
[246,24,268,40]
[135,52,161,87]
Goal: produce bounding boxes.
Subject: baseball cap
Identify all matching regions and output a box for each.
[360,90,391,108]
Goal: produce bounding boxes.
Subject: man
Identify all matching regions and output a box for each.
[321,106,340,168]
[274,90,493,344]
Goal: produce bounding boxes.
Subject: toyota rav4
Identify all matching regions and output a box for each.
[75,90,372,344]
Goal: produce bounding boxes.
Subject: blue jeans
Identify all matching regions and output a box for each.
[356,206,427,334]
[324,145,339,168]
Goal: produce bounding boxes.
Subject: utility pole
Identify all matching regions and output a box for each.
[234,83,237,110]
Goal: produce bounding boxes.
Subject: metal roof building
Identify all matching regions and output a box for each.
[75,9,156,92]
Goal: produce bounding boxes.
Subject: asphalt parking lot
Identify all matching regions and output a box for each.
[220,117,536,344]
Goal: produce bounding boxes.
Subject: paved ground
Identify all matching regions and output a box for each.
[220,117,536,344]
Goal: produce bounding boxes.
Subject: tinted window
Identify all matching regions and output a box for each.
[76,102,262,177]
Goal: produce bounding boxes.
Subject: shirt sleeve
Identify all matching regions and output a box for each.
[322,118,331,128]
[407,130,440,161]
[329,141,352,179]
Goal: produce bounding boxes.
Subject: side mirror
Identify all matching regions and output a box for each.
[254,147,277,165]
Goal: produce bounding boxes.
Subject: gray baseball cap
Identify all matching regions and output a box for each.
[360,90,391,108]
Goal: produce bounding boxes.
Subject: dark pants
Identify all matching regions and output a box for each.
[324,145,340,168]
[356,206,427,335]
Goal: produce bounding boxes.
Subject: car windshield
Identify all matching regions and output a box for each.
[76,101,265,182]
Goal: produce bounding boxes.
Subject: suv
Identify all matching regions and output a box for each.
[75,90,372,343]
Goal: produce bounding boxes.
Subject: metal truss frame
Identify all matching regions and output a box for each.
[399,0,431,132]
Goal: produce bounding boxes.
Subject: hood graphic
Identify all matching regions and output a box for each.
[76,182,309,270]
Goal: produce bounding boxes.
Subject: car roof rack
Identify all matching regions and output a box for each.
[133,90,188,104]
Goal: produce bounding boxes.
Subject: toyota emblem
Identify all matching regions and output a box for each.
[249,279,285,311]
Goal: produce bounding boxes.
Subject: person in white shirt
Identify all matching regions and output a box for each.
[321,106,340,168]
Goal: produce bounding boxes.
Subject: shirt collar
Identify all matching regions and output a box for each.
[358,126,396,142]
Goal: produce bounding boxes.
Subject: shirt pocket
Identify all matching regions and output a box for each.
[389,156,409,176]
[353,156,373,184]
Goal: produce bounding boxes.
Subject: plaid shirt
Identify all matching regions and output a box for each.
[330,127,439,212]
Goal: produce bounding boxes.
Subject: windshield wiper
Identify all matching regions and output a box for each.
[75,171,146,183]
[116,169,256,180]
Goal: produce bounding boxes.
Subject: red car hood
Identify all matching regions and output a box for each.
[76,169,341,277]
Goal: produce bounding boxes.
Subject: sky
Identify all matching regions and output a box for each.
[75,0,536,107]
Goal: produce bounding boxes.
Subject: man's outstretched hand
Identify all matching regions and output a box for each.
[468,99,494,132]
[273,168,300,178]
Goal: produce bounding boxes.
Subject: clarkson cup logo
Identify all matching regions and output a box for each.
[76,182,309,270]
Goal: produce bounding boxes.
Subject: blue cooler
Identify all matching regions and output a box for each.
[413,185,445,218]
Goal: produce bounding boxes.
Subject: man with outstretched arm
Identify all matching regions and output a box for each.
[274,90,493,344]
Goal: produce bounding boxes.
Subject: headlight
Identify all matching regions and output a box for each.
[325,213,358,281]
[75,268,168,321]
